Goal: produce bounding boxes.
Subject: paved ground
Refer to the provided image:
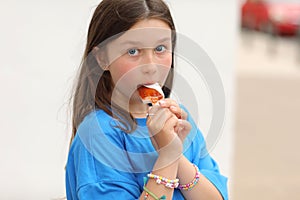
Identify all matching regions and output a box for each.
[232,30,300,200]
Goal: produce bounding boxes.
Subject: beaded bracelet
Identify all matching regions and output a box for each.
[144,191,149,200]
[143,186,166,200]
[178,164,200,191]
[143,177,166,200]
[147,173,179,189]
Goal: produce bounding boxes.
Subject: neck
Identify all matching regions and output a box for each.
[129,101,148,114]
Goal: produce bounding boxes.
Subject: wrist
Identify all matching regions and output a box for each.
[153,151,181,171]
[154,131,183,150]
[156,138,183,157]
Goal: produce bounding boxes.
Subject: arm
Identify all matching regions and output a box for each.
[139,155,180,200]
[140,104,183,200]
[177,156,223,200]
[158,100,228,200]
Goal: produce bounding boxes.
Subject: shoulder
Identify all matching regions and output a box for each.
[66,110,135,192]
[68,109,135,171]
[79,109,117,131]
[75,109,124,147]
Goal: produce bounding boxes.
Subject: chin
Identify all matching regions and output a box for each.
[130,91,142,102]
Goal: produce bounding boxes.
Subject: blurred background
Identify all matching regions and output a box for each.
[0,0,299,199]
[234,0,300,199]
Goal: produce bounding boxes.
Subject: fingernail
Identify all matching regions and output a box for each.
[159,100,165,106]
[170,106,176,111]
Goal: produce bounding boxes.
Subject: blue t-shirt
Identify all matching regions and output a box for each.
[65,108,228,200]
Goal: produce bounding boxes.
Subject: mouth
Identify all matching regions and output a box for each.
[137,82,165,104]
[137,82,160,89]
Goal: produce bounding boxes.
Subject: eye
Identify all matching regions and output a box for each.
[127,48,139,56]
[155,45,167,53]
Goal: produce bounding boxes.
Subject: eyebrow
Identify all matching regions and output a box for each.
[120,37,172,46]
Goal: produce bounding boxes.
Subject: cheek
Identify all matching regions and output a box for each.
[109,59,136,84]
[159,52,172,69]
[109,59,139,97]
[159,53,172,76]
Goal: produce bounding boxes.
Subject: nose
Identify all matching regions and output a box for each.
[141,49,157,74]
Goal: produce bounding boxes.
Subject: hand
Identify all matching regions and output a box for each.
[158,99,191,143]
[175,119,192,143]
[146,104,183,154]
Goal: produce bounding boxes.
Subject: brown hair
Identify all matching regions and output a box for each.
[69,0,177,144]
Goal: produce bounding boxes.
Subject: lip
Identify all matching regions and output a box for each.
[137,82,157,89]
[143,82,156,86]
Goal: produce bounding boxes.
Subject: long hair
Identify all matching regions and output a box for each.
[70,0,177,145]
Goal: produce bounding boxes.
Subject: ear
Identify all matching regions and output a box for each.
[92,46,109,70]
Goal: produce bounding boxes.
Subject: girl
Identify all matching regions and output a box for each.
[66,0,228,199]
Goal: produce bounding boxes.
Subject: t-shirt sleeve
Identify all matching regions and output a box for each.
[66,111,142,200]
[181,106,228,200]
[78,179,141,200]
[78,182,140,200]
[74,140,141,200]
[193,131,228,200]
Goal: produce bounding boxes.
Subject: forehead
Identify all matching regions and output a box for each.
[109,19,172,48]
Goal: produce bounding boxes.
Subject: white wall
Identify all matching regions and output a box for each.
[0,0,237,199]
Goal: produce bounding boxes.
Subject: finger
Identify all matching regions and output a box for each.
[147,104,161,115]
[158,99,177,108]
[146,104,163,119]
[159,99,188,120]
[175,119,192,141]
[157,115,182,147]
[169,106,188,120]
[147,108,174,135]
[148,112,179,149]
[176,119,191,132]
[174,119,184,133]
[147,105,169,121]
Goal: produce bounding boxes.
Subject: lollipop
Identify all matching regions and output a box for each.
[138,83,164,105]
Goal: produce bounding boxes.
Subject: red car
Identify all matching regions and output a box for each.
[241,0,300,35]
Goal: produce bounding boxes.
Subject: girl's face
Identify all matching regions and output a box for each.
[102,19,172,104]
